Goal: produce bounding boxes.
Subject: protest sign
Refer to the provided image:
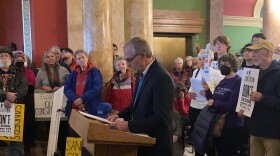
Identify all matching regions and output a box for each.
[236,68,259,117]
[34,90,67,119]
[65,137,83,156]
[211,61,219,70]
[0,103,14,136]
[203,43,210,82]
[0,104,25,142]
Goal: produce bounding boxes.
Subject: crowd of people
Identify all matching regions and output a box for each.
[0,32,279,156]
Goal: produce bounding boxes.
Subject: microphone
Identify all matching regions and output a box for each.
[102,71,121,89]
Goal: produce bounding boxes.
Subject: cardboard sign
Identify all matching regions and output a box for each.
[236,68,259,117]
[34,90,67,119]
[0,103,15,136]
[0,104,25,142]
[65,137,83,156]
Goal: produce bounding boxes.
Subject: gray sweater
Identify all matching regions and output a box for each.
[35,66,69,89]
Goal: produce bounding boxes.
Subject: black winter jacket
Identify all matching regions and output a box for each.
[192,106,221,154]
[246,60,280,139]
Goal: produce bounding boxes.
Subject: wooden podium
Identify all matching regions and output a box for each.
[69,110,156,156]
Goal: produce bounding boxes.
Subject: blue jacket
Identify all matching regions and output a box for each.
[64,66,102,117]
[246,60,280,139]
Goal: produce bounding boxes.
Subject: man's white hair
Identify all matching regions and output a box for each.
[174,57,183,64]
[198,49,214,60]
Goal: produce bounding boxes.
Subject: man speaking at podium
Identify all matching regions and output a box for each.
[108,37,175,156]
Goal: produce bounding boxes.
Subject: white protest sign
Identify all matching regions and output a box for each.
[203,43,210,82]
[236,68,259,117]
[237,70,243,77]
[0,103,15,136]
[47,87,66,156]
[0,104,25,142]
[34,90,67,119]
[211,61,219,70]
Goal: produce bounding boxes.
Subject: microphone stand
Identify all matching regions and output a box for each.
[102,71,121,89]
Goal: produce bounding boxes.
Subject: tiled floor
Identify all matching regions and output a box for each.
[0,141,195,156]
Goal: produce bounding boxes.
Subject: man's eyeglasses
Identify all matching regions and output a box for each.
[125,54,139,63]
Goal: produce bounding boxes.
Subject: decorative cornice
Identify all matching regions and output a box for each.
[153,9,204,33]
[223,16,263,28]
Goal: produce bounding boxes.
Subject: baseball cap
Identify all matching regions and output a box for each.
[96,103,112,119]
[247,39,275,52]
[13,51,24,59]
[61,48,73,54]
[0,46,13,57]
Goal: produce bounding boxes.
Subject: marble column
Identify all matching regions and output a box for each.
[83,0,113,86]
[263,0,280,45]
[67,0,83,51]
[111,0,125,56]
[125,0,153,50]
[209,0,224,50]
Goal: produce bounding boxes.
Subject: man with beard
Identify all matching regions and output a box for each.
[0,46,28,156]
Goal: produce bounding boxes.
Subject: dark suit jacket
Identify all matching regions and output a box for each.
[118,60,175,156]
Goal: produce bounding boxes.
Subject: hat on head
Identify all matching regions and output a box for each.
[0,46,13,57]
[61,48,73,54]
[13,51,24,59]
[247,39,275,52]
[97,102,112,119]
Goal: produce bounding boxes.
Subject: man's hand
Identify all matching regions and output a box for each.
[173,135,178,142]
[74,98,83,106]
[188,92,197,100]
[42,86,52,92]
[250,91,262,102]
[77,103,84,110]
[4,100,12,108]
[107,115,119,122]
[238,109,244,117]
[52,87,60,92]
[207,99,214,106]
[6,92,17,102]
[201,78,209,90]
[199,90,206,96]
[109,121,129,132]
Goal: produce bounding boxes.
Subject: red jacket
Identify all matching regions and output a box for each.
[24,67,35,87]
[105,71,135,111]
[173,95,191,116]
[170,68,192,88]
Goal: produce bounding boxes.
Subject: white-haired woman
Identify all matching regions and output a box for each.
[35,50,69,92]
[188,49,223,156]
[170,57,192,88]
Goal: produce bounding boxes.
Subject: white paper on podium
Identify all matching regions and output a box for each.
[78,111,112,124]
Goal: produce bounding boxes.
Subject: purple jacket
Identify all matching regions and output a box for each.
[205,75,243,128]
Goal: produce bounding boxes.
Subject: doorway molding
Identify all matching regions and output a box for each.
[153,9,204,33]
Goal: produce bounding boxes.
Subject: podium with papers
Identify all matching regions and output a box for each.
[69,110,156,156]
